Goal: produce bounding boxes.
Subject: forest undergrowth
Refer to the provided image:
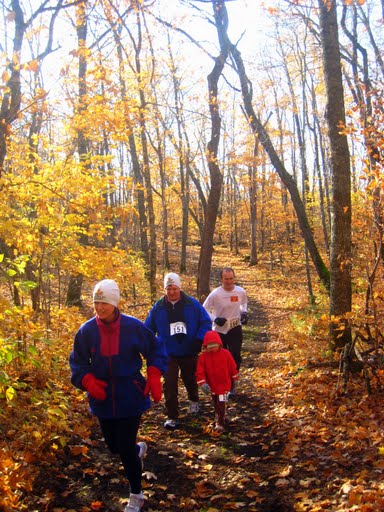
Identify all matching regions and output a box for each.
[2,247,384,511]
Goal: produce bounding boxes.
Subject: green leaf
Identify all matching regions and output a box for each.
[28,345,38,356]
[15,280,38,292]
[5,351,15,363]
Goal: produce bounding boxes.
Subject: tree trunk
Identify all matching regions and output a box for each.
[66,275,84,308]
[133,13,157,301]
[280,32,315,303]
[248,139,258,265]
[66,1,89,308]
[318,0,352,349]
[168,37,189,273]
[0,0,24,176]
[110,19,149,258]
[147,126,170,271]
[122,10,157,299]
[341,4,384,264]
[128,132,149,257]
[197,1,228,300]
[307,81,330,256]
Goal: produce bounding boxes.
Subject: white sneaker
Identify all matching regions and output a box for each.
[189,401,200,414]
[164,418,178,429]
[137,442,147,471]
[124,492,144,512]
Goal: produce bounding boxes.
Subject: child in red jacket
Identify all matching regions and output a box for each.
[196,330,238,432]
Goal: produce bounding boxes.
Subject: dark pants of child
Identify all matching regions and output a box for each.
[164,355,199,419]
[99,416,142,494]
[219,325,243,370]
[212,395,226,427]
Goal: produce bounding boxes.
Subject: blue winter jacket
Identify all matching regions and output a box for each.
[69,313,167,419]
[145,292,212,357]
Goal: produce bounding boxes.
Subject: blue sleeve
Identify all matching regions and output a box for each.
[194,300,212,341]
[144,303,158,334]
[137,321,168,374]
[69,325,93,390]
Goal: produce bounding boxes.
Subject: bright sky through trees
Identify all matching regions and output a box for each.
[156,0,274,56]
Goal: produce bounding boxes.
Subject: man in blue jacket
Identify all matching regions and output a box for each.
[145,273,211,429]
[69,279,167,512]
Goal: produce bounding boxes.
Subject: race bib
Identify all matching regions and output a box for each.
[170,321,187,336]
[228,316,240,329]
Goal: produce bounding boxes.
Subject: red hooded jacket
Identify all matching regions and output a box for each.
[196,331,238,395]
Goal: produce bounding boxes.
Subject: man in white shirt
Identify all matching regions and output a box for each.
[203,267,248,394]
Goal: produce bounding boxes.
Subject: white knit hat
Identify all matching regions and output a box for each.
[164,272,181,289]
[93,279,120,307]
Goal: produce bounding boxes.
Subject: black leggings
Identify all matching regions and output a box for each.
[219,325,243,370]
[98,416,142,494]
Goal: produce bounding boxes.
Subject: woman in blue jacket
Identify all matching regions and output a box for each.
[69,279,167,512]
[145,273,211,429]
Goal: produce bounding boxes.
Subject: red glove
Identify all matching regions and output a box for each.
[82,373,107,401]
[144,366,162,402]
